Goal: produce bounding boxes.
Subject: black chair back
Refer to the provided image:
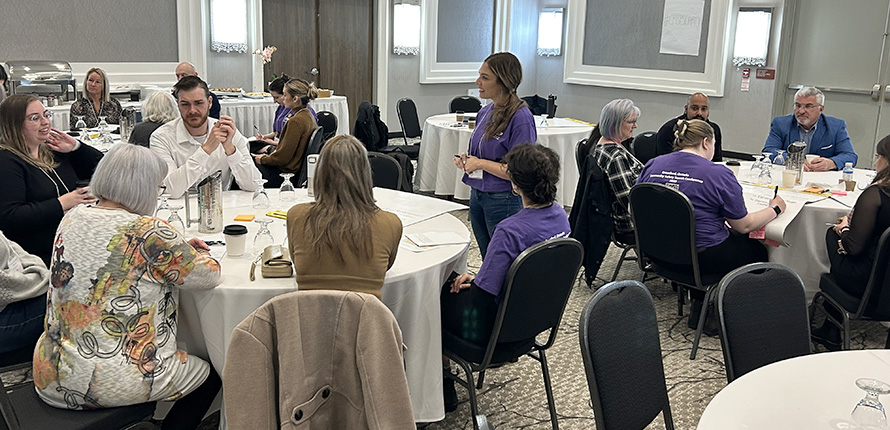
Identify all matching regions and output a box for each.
[579,280,675,430]
[857,226,890,320]
[632,131,658,165]
[368,152,402,190]
[296,126,324,187]
[716,263,812,382]
[449,95,482,113]
[396,97,421,140]
[574,137,589,173]
[629,183,699,271]
[316,110,338,141]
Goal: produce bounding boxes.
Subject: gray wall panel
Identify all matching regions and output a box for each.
[582,0,710,72]
[0,0,178,62]
[436,0,494,63]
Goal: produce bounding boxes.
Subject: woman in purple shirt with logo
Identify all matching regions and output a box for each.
[453,52,537,258]
[252,74,318,154]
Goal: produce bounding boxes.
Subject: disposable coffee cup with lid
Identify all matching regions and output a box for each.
[223,225,248,257]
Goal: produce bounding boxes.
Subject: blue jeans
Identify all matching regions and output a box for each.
[0,295,46,354]
[469,189,522,258]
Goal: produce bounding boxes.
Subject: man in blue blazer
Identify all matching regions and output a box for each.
[762,87,857,171]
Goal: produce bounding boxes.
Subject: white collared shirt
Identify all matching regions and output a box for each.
[150,117,261,197]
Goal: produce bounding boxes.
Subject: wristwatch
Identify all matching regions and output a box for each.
[771,205,782,216]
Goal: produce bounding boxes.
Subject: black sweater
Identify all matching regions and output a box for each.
[0,145,103,266]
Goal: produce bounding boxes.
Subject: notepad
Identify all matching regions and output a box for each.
[404,232,467,247]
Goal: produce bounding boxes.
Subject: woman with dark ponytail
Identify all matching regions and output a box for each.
[453,52,537,258]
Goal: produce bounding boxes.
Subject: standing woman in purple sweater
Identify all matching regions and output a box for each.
[453,52,537,258]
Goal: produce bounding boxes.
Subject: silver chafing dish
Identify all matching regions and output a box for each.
[6,60,76,102]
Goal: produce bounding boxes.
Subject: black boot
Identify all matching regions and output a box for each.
[687,298,718,336]
[443,376,458,413]
[811,320,842,351]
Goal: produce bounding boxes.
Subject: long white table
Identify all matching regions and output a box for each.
[736,162,876,302]
[48,95,350,137]
[175,188,468,423]
[416,113,593,205]
[698,350,890,429]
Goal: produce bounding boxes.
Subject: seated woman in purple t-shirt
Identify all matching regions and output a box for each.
[453,52,537,258]
[636,120,786,327]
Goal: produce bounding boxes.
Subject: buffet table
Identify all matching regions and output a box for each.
[175,188,468,423]
[697,350,890,429]
[48,95,350,137]
[416,114,593,205]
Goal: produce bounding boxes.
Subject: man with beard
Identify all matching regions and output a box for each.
[175,62,221,119]
[762,86,857,171]
[150,76,261,197]
[655,92,723,161]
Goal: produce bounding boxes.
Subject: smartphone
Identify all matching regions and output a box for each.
[75,180,90,189]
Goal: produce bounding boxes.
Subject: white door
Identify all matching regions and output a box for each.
[779,0,890,168]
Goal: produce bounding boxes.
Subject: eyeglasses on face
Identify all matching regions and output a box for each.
[26,111,54,123]
[794,103,820,110]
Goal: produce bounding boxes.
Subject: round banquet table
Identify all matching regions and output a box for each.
[415,113,593,205]
[734,162,876,303]
[175,188,469,423]
[697,350,890,429]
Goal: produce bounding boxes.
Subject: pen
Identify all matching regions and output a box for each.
[253,125,260,134]
[774,186,779,198]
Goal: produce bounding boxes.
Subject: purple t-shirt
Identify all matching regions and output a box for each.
[637,151,747,248]
[462,104,537,193]
[475,203,571,298]
[273,106,318,134]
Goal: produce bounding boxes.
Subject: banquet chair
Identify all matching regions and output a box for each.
[391,97,421,159]
[296,126,324,187]
[630,183,724,359]
[316,110,338,141]
[715,263,812,382]
[222,290,415,429]
[449,95,482,113]
[632,131,658,165]
[442,238,583,430]
[368,152,402,190]
[814,226,890,350]
[579,280,675,430]
[0,362,156,430]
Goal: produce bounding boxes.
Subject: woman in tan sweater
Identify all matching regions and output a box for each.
[286,135,402,299]
[253,78,317,187]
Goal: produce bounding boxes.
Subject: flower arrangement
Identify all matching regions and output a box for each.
[254,46,277,64]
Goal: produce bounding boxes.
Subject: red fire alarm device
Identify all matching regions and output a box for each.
[742,68,750,79]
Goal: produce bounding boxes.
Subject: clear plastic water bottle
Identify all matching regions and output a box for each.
[843,162,854,183]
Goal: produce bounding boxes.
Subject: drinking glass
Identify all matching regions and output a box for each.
[773,149,786,166]
[74,116,87,130]
[279,173,296,202]
[98,116,109,132]
[253,219,275,253]
[252,179,270,209]
[167,206,186,233]
[851,378,890,428]
[101,130,114,149]
[155,193,172,219]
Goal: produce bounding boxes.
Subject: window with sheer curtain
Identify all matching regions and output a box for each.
[393,2,421,55]
[733,9,772,67]
[537,8,564,57]
[210,0,248,53]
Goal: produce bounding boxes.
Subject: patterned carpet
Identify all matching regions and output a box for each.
[3,206,886,430]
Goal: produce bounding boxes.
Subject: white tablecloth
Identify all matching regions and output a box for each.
[698,350,890,429]
[175,188,468,423]
[49,96,350,137]
[415,114,593,205]
[736,162,876,302]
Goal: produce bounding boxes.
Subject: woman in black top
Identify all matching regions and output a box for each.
[0,95,102,266]
[68,67,122,129]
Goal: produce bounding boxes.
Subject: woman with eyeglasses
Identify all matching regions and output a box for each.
[68,67,122,129]
[0,94,102,266]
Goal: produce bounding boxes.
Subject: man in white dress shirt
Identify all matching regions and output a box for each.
[151,76,261,197]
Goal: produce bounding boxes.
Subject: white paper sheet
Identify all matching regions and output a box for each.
[660,0,706,56]
[405,231,468,247]
[741,184,827,245]
[373,188,468,226]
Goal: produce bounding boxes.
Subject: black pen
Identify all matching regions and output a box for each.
[774,186,779,198]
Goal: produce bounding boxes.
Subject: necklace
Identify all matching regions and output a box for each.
[39,167,70,198]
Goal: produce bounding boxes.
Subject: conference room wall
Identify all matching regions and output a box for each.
[534,0,784,155]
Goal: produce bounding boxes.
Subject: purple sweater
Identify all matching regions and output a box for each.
[462,104,537,193]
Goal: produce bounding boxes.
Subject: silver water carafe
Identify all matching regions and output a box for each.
[786,141,806,185]
[120,107,137,142]
[185,170,223,233]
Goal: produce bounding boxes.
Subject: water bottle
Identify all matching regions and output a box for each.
[843,162,854,183]
[306,154,319,197]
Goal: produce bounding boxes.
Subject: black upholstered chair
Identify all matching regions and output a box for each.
[579,280,675,430]
[367,152,402,190]
[630,183,723,359]
[0,363,156,430]
[632,131,658,165]
[316,110,338,141]
[379,98,421,160]
[814,226,890,349]
[442,238,583,430]
[449,95,482,113]
[715,263,812,382]
[296,126,325,187]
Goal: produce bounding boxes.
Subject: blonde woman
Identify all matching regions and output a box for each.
[253,78,318,187]
[286,135,402,299]
[69,67,122,129]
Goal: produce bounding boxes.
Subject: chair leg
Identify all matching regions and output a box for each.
[610,246,633,282]
[476,370,486,390]
[676,284,685,316]
[451,359,481,430]
[537,350,559,430]
[689,287,713,360]
[842,312,851,350]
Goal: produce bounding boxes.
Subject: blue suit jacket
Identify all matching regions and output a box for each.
[762,113,857,169]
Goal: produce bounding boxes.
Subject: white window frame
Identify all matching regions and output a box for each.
[210,0,249,53]
[537,8,564,57]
